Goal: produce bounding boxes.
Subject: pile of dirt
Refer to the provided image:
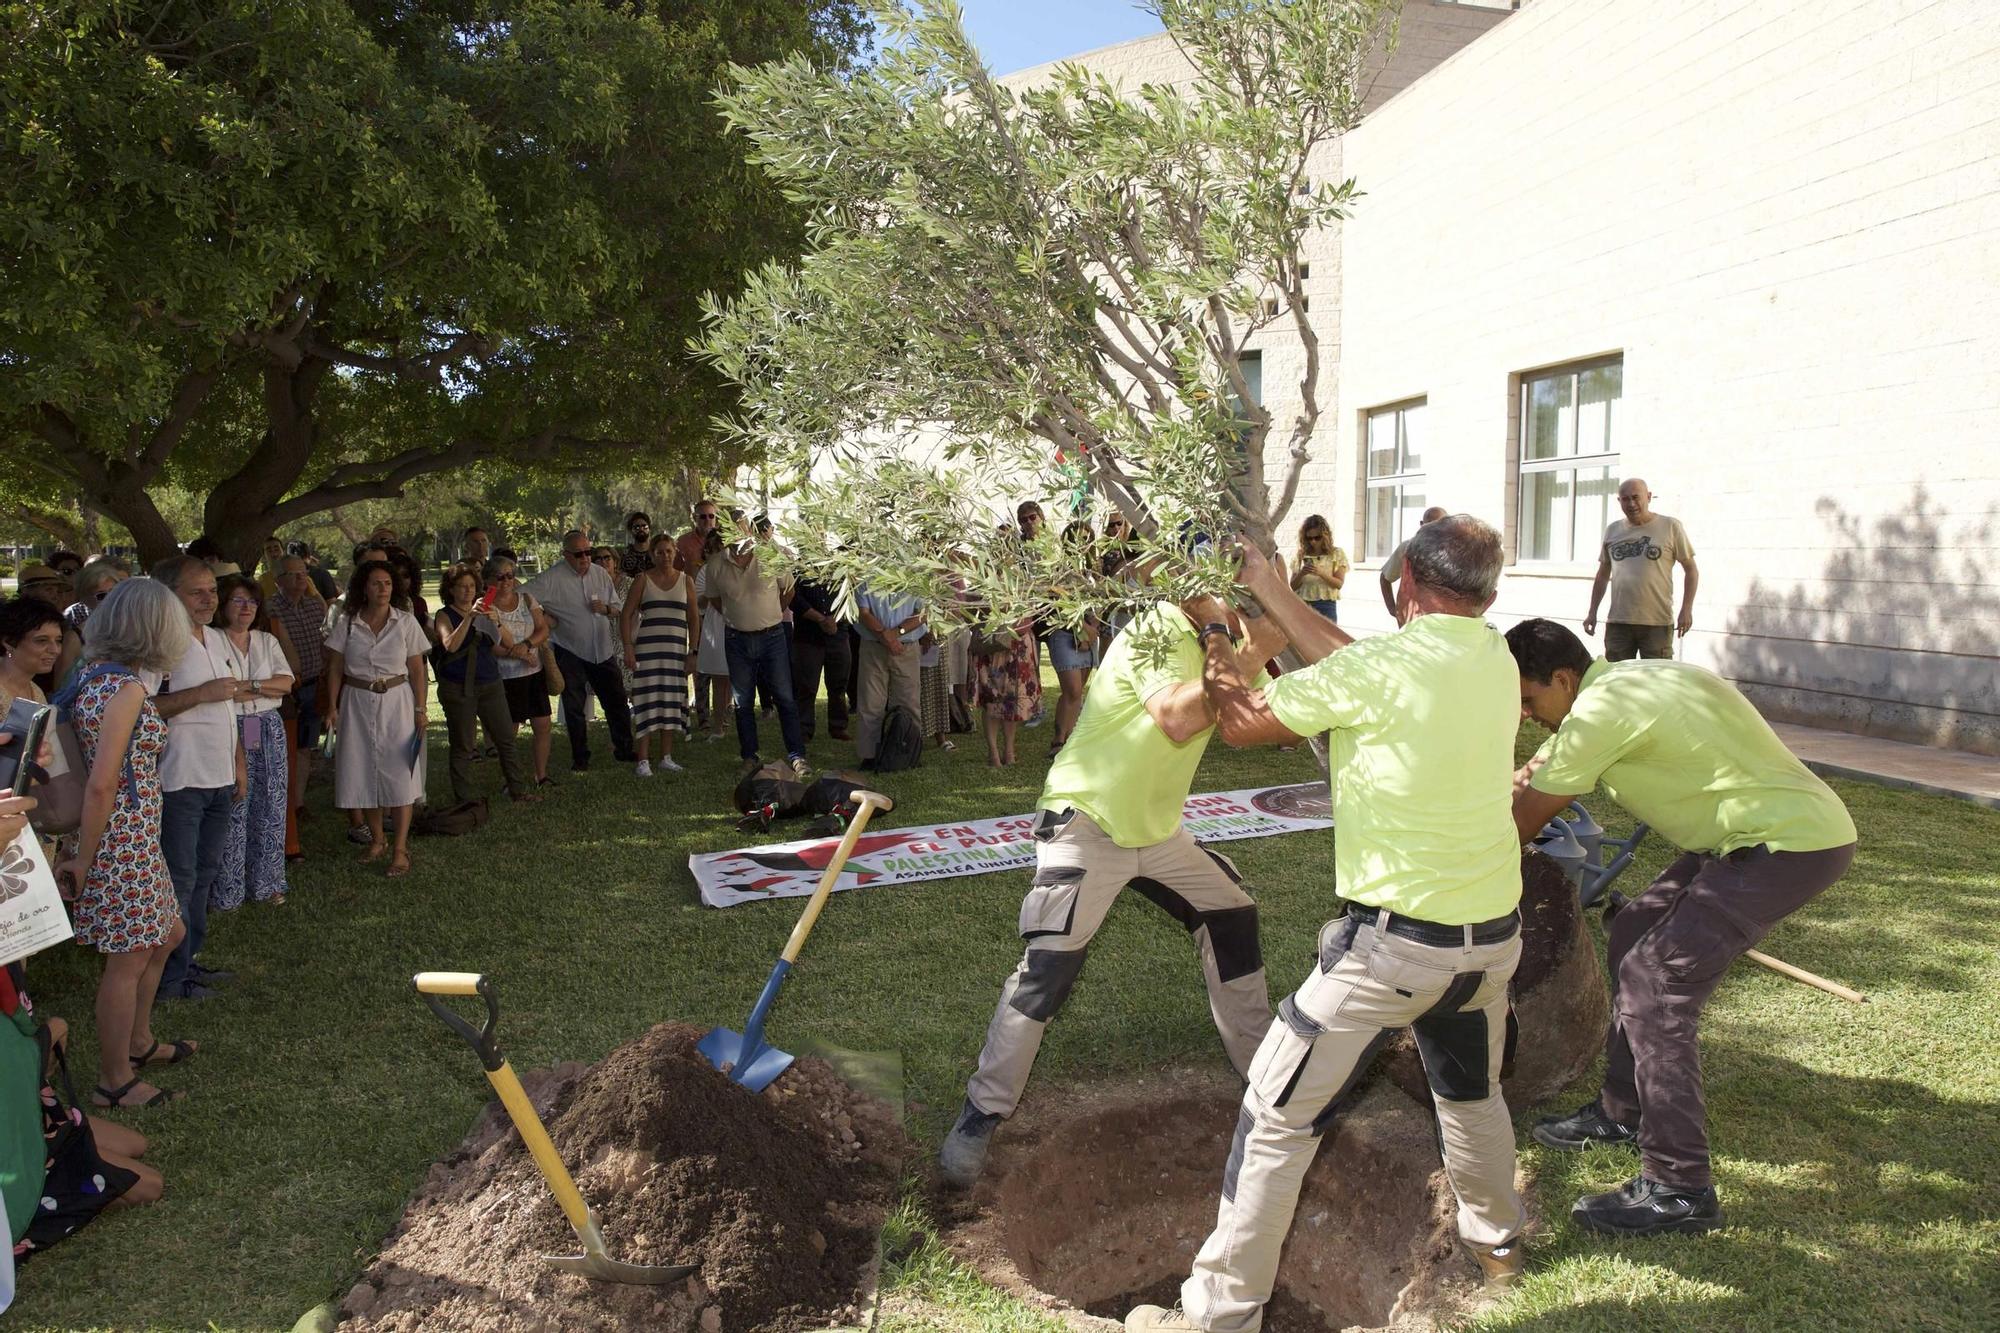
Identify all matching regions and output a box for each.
[340,1023,907,1333]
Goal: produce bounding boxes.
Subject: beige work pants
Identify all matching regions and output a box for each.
[965,808,1272,1117]
[1183,910,1524,1332]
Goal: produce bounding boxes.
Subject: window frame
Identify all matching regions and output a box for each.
[1361,397,1427,563]
[1514,355,1623,565]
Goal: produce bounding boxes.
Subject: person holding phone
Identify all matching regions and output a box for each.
[51,578,199,1109]
[433,563,532,804]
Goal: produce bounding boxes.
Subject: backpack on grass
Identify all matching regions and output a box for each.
[874,705,924,774]
[411,798,489,837]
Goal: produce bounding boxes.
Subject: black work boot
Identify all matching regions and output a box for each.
[937,1099,1003,1189]
[1532,1100,1639,1151]
[1572,1175,1722,1237]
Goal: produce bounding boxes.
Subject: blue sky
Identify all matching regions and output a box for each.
[954,0,1165,75]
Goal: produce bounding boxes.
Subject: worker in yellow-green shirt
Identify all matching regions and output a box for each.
[938,599,1286,1191]
[1508,618,1855,1239]
[1129,515,1527,1333]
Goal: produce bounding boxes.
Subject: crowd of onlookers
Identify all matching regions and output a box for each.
[0,477,1696,1279]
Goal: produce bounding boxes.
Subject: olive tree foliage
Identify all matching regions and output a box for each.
[701,0,1396,636]
[1,0,868,566]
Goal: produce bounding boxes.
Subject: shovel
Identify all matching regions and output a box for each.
[699,788,894,1092]
[413,971,694,1285]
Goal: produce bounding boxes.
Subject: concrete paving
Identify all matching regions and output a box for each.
[1772,722,2000,811]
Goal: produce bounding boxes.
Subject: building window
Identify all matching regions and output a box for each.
[1363,399,1425,561]
[1516,357,1621,562]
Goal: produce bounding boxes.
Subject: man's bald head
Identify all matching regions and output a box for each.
[1616,479,1653,524]
[1419,506,1448,525]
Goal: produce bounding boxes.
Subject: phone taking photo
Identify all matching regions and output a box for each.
[0,704,52,808]
[0,702,53,803]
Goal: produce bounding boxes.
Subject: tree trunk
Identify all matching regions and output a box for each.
[94,485,183,568]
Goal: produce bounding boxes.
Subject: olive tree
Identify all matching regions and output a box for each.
[702,0,1395,637]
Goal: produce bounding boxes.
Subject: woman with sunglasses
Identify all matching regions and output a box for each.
[484,555,557,788]
[1289,514,1349,623]
[209,575,293,910]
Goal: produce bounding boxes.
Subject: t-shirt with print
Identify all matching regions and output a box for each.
[1262,613,1521,925]
[1602,514,1693,626]
[1037,604,1218,849]
[1529,658,1855,856]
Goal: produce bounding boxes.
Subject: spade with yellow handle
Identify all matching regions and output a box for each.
[412,971,695,1285]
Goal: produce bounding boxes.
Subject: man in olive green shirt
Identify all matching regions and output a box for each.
[939,601,1285,1190]
[1129,516,1527,1333]
[1508,618,1855,1238]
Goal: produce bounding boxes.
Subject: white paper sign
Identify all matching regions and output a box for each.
[0,828,75,967]
[691,782,1335,909]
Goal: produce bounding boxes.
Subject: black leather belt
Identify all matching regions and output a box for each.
[1344,902,1519,947]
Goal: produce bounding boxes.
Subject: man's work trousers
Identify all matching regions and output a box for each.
[792,631,853,742]
[853,638,922,761]
[1604,622,1673,660]
[1183,909,1523,1333]
[965,808,1271,1119]
[1598,841,1855,1191]
[555,645,634,767]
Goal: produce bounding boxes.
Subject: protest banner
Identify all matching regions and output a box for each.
[692,782,1332,909]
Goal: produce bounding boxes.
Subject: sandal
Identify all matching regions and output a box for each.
[536,775,558,788]
[940,739,957,752]
[360,841,388,863]
[386,851,412,879]
[130,1038,198,1067]
[93,1076,183,1109]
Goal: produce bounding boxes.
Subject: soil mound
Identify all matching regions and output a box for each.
[340,1023,907,1333]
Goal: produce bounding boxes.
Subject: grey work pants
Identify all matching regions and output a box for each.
[965,808,1272,1118]
[1599,841,1856,1190]
[1183,909,1524,1333]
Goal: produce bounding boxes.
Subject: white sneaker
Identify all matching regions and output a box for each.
[634,760,653,778]
[659,757,684,773]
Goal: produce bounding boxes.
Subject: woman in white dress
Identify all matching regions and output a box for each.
[691,528,730,741]
[323,562,430,878]
[620,532,695,775]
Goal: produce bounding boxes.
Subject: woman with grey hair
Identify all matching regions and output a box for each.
[52,578,200,1109]
[52,557,128,687]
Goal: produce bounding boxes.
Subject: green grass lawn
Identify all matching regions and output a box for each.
[8,694,1997,1332]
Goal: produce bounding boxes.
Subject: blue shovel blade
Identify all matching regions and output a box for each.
[697,1026,796,1093]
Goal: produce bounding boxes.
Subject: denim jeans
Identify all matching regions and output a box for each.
[725,625,804,762]
[160,784,234,994]
[1307,598,1339,623]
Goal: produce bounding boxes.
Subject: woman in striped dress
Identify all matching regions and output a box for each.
[620,532,695,776]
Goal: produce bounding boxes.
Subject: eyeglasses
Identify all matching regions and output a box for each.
[495,572,517,582]
[695,514,719,525]
[565,549,591,560]
[226,596,258,608]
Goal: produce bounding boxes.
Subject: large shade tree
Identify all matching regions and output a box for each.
[1,0,868,565]
[701,0,1395,637]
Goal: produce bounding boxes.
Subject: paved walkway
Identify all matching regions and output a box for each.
[1772,722,2000,811]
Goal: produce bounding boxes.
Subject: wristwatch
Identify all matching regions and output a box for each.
[1199,621,1233,646]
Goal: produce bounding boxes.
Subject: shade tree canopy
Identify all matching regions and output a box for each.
[1,0,869,565]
